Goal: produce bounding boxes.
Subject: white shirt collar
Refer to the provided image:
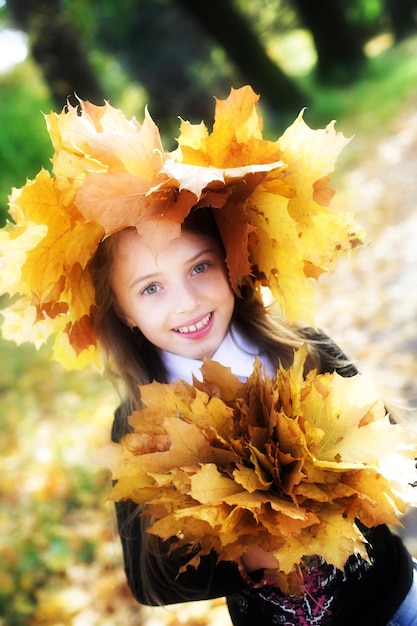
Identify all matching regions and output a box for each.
[160,325,277,384]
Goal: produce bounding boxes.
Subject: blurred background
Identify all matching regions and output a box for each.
[1,0,417,624]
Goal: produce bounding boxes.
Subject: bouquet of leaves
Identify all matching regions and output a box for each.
[98,347,417,592]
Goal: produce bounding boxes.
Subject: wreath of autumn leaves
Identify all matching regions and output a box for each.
[0,85,363,368]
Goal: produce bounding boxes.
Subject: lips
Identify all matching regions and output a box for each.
[174,312,212,334]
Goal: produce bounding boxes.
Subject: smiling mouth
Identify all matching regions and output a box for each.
[174,313,212,334]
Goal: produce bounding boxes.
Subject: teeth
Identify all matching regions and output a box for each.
[175,313,211,334]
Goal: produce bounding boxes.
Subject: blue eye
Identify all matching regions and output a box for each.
[142,283,160,295]
[192,262,208,275]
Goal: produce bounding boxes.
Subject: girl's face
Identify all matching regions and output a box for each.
[111,228,235,359]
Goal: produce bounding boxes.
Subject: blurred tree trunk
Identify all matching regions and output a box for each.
[174,0,307,113]
[290,0,365,83]
[385,0,417,42]
[6,0,105,108]
[95,0,227,138]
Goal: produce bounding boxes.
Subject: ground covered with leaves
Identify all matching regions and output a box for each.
[2,55,417,626]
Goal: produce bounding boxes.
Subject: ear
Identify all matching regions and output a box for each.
[122,315,137,330]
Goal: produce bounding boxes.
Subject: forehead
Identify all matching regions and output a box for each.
[110,227,223,279]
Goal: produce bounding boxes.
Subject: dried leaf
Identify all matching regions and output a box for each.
[190,464,244,504]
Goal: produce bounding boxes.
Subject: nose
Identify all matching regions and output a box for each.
[172,280,200,313]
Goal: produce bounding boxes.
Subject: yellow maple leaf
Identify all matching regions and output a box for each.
[47,102,166,205]
[175,86,282,168]
[0,221,46,295]
[0,170,103,366]
[190,464,244,504]
[197,358,244,401]
[301,370,399,466]
[275,507,369,575]
[233,464,272,493]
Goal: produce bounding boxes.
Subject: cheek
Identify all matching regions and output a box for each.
[219,272,234,299]
[216,276,235,316]
[130,301,159,330]
[225,290,235,320]
[116,293,154,330]
[131,312,163,346]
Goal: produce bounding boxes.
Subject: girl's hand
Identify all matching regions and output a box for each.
[241,545,278,573]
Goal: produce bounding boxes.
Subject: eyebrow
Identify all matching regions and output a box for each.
[129,247,216,289]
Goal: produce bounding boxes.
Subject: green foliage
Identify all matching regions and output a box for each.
[342,0,385,38]
[236,0,299,36]
[238,0,385,47]
[300,36,417,167]
[63,0,136,41]
[0,61,53,226]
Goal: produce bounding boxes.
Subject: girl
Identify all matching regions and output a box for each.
[1,86,415,625]
[91,208,417,626]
